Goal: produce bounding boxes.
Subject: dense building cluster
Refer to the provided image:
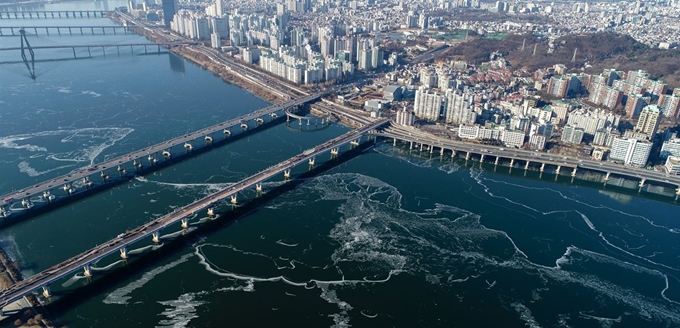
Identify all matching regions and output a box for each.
[121,0,680,173]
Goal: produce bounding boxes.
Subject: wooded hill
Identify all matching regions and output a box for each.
[443,32,680,87]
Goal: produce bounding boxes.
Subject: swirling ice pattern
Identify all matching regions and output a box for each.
[197,172,680,326]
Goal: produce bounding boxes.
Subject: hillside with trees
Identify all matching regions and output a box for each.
[442,32,680,87]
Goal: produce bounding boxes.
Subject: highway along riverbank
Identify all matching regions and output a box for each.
[107,12,293,104]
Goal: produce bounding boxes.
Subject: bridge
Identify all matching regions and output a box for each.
[378,124,680,197]
[0,118,389,311]
[0,41,192,52]
[0,92,328,220]
[0,25,143,36]
[0,10,106,19]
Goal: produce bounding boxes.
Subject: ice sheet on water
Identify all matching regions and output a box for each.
[156,293,206,328]
[0,127,134,168]
[318,282,353,328]
[103,254,192,305]
[511,302,541,328]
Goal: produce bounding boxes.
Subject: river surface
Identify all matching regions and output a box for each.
[1,2,680,327]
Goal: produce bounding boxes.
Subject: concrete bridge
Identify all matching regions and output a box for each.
[0,92,328,221]
[285,107,331,131]
[0,41,193,58]
[0,10,106,19]
[0,118,388,312]
[379,124,680,198]
[0,25,142,36]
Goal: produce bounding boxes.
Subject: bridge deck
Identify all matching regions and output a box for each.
[0,42,191,52]
[380,125,680,186]
[0,118,388,308]
[0,92,326,207]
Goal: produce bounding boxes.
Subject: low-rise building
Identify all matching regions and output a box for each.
[665,156,680,175]
[660,138,680,158]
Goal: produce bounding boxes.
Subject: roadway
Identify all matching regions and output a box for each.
[0,92,327,207]
[381,125,680,187]
[113,9,309,98]
[0,42,192,52]
[0,118,389,308]
[0,25,143,36]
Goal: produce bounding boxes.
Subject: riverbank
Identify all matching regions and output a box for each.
[107,13,288,104]
[0,246,54,328]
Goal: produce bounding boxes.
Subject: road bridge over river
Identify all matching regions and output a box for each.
[378,124,680,195]
[0,91,328,219]
[0,118,389,311]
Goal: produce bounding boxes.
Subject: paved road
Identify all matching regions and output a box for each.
[381,125,680,187]
[0,92,326,208]
[0,42,192,51]
[0,118,389,308]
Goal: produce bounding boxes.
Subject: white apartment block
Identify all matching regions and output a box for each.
[610,137,652,167]
[414,87,444,121]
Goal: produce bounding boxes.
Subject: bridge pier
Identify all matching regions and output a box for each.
[465,152,470,161]
[540,163,545,172]
[309,157,315,167]
[571,167,577,177]
[43,190,54,203]
[639,178,646,188]
[284,170,291,180]
[555,165,561,175]
[494,157,499,166]
[393,138,397,146]
[330,148,339,158]
[440,147,444,156]
[1,205,11,219]
[256,184,263,195]
[42,286,51,298]
[419,143,423,152]
[207,207,215,218]
[409,141,413,150]
[184,142,193,152]
[120,247,128,259]
[83,265,92,278]
[147,154,157,166]
[62,183,74,195]
[480,154,485,163]
[223,129,231,138]
[205,135,213,144]
[181,218,190,229]
[230,195,237,205]
[101,171,110,182]
[152,231,161,244]
[675,187,680,201]
[604,172,611,184]
[524,161,530,170]
[83,177,93,188]
[162,149,171,159]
